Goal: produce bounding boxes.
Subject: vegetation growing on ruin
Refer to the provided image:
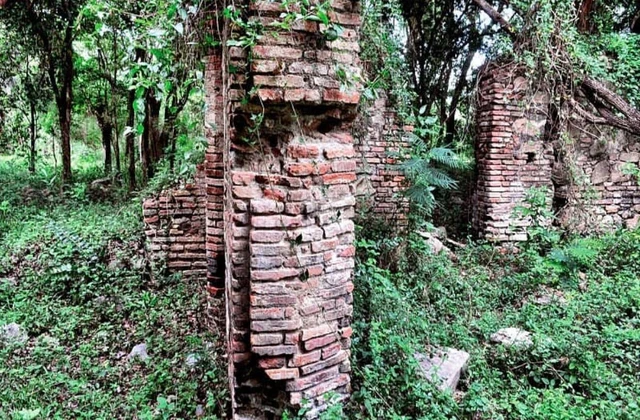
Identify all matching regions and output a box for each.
[0,158,229,419]
[1,0,640,419]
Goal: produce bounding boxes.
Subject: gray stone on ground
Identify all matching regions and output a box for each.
[186,353,201,367]
[1,322,28,345]
[417,231,455,259]
[531,287,566,305]
[490,328,533,348]
[415,347,470,392]
[128,343,149,361]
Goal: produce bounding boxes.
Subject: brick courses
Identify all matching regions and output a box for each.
[142,1,411,417]
[474,62,640,241]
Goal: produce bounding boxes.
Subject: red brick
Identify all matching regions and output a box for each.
[251,319,303,332]
[302,323,337,341]
[252,268,300,281]
[321,342,343,359]
[251,59,281,73]
[265,368,300,380]
[290,350,322,367]
[324,145,356,159]
[322,173,357,185]
[251,230,286,243]
[312,238,339,253]
[252,307,285,320]
[331,160,357,172]
[264,188,287,201]
[258,357,286,369]
[304,333,338,351]
[251,333,283,346]
[340,327,353,338]
[257,89,284,102]
[253,45,302,60]
[301,373,350,399]
[252,345,297,356]
[254,75,305,88]
[301,350,348,375]
[286,163,315,176]
[252,215,303,228]
[323,89,360,104]
[286,366,340,391]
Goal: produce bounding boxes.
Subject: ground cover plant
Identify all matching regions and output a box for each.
[344,218,640,419]
[0,158,229,420]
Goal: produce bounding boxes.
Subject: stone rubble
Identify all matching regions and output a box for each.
[490,328,533,348]
[415,347,470,392]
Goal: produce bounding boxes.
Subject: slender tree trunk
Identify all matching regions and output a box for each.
[164,112,178,171]
[112,119,120,174]
[58,93,72,183]
[126,89,136,190]
[141,91,162,181]
[57,29,74,184]
[95,107,113,174]
[29,101,36,172]
[102,122,113,174]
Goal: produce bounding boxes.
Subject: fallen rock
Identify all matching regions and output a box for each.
[1,323,28,345]
[530,287,567,306]
[415,347,470,392]
[592,161,610,185]
[186,353,201,367]
[128,343,149,362]
[490,328,533,348]
[417,232,456,259]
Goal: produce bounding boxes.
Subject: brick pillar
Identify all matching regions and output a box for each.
[474,62,554,241]
[218,0,362,417]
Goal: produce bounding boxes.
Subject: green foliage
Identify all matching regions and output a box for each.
[401,117,469,215]
[0,159,229,419]
[350,216,640,419]
[361,0,415,121]
[514,186,561,249]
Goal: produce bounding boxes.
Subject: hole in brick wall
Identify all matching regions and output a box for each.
[318,117,341,134]
[526,152,536,163]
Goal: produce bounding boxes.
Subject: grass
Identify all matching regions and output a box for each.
[348,224,640,419]
[0,157,229,420]
[3,152,640,420]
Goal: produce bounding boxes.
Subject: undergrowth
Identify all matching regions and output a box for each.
[0,158,229,419]
[346,219,640,419]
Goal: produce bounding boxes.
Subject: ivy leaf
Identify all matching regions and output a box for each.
[174,22,184,35]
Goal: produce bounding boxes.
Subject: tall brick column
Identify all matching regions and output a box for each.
[473,62,554,241]
[218,1,361,417]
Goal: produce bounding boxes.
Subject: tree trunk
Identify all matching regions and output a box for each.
[29,101,36,173]
[102,121,113,174]
[57,28,74,184]
[141,91,162,181]
[126,89,136,190]
[164,112,178,171]
[112,119,120,174]
[58,93,72,183]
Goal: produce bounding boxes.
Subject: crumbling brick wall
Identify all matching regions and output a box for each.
[474,62,640,241]
[142,0,408,417]
[143,168,208,277]
[354,95,410,227]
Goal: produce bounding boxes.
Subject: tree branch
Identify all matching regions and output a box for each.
[471,0,515,38]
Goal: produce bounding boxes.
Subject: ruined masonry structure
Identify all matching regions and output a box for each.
[474,62,640,241]
[143,1,408,417]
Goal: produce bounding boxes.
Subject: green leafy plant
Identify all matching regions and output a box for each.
[515,186,561,248]
[401,117,468,215]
